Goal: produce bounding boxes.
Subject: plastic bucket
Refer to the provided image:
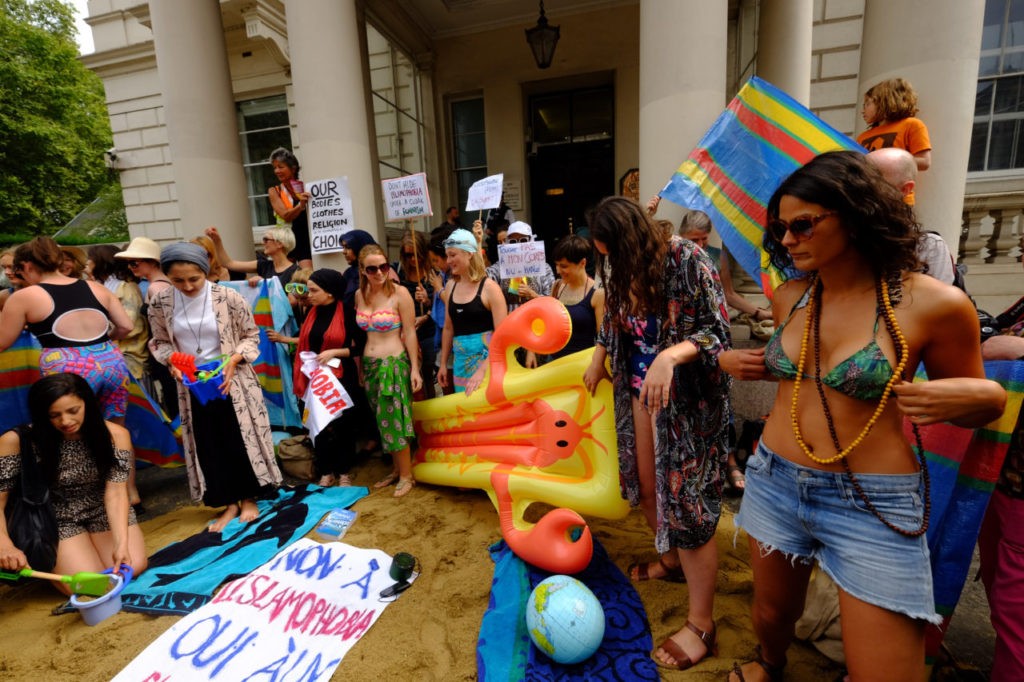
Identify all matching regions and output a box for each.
[69,565,133,626]
[183,359,227,405]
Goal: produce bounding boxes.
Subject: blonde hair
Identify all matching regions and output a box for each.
[865,78,919,122]
[290,267,313,284]
[358,244,396,299]
[461,250,487,283]
[265,226,296,252]
[191,235,226,281]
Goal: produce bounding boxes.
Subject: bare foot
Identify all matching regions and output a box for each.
[654,620,715,669]
[239,498,260,522]
[374,471,398,489]
[208,503,240,532]
[317,474,336,487]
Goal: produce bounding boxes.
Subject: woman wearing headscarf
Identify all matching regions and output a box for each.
[148,243,282,532]
[292,269,365,487]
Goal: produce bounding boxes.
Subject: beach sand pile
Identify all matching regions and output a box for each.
[0,456,838,681]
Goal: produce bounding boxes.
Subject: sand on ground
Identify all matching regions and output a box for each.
[0,456,839,681]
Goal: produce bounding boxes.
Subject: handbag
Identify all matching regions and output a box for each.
[276,435,315,481]
[3,426,59,576]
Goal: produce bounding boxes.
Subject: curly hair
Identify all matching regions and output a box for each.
[764,151,920,279]
[358,244,396,300]
[589,196,666,329]
[864,78,919,122]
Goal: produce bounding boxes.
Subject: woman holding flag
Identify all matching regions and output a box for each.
[719,152,1004,681]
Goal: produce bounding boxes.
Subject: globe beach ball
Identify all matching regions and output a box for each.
[525,575,605,664]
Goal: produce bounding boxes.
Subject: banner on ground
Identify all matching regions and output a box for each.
[658,76,862,296]
[382,173,432,221]
[307,176,354,255]
[466,173,504,212]
[113,538,403,681]
[497,241,547,279]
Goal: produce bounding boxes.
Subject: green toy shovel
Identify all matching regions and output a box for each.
[0,568,113,596]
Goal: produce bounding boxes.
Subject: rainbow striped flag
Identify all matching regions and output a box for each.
[0,331,183,467]
[909,360,1024,663]
[659,77,862,295]
[251,279,284,404]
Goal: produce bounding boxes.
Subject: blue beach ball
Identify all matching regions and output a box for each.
[525,575,605,664]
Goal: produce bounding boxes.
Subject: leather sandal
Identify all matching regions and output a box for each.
[629,556,687,583]
[653,620,717,671]
[728,645,785,681]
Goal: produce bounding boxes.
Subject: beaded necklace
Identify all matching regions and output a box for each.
[791,274,930,537]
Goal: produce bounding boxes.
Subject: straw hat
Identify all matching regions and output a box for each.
[115,237,162,262]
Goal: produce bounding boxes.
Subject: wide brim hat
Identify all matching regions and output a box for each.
[116,237,162,262]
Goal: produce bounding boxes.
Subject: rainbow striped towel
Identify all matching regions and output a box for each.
[658,77,862,295]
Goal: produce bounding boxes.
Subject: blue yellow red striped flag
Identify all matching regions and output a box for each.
[659,77,862,295]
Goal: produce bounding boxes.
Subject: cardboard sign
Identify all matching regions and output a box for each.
[307,177,354,254]
[497,240,547,279]
[382,173,432,221]
[465,173,504,211]
[113,539,406,681]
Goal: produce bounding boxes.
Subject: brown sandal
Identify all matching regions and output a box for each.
[728,645,785,681]
[628,556,687,583]
[653,620,717,671]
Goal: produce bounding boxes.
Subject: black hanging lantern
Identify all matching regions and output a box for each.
[525,1,560,69]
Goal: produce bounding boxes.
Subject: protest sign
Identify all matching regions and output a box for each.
[113,538,406,681]
[465,173,504,211]
[307,177,354,255]
[497,241,547,279]
[382,173,432,221]
[298,351,353,440]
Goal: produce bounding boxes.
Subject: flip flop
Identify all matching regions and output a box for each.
[629,556,687,583]
[373,472,399,489]
[393,478,415,498]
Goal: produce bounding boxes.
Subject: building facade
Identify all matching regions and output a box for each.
[81,0,1021,310]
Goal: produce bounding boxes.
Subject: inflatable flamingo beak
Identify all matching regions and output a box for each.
[500,507,594,575]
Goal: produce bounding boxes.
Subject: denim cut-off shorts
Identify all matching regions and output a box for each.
[736,441,941,624]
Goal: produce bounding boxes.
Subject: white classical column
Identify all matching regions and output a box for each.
[857,0,984,248]
[285,0,379,270]
[149,0,251,257]
[756,0,812,105]
[639,1,727,204]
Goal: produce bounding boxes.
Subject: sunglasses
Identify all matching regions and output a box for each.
[262,237,278,244]
[284,282,308,295]
[507,236,530,244]
[126,260,142,267]
[766,211,838,243]
[363,262,391,275]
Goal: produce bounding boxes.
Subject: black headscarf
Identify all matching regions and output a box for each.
[309,268,346,301]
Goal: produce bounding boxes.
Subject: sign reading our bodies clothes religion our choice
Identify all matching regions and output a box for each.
[465,173,504,211]
[113,538,406,681]
[382,173,432,221]
[307,176,354,255]
[497,240,547,279]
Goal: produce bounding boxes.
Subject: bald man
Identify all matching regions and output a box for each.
[867,147,956,285]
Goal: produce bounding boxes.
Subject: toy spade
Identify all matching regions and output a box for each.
[0,568,114,596]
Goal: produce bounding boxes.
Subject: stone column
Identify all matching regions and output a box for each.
[286,0,379,270]
[639,1,727,205]
[756,0,813,105]
[857,0,984,249]
[149,0,251,257]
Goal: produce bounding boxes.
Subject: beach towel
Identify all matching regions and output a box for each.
[478,538,657,681]
[0,329,184,467]
[913,359,1024,663]
[121,484,367,615]
[659,76,862,296]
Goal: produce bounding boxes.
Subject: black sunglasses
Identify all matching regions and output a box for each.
[364,262,391,275]
[126,260,141,267]
[766,211,838,243]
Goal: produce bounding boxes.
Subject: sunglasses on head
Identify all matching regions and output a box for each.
[766,211,838,243]
[284,282,308,295]
[364,262,391,275]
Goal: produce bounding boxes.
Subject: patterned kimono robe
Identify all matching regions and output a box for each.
[148,284,282,502]
[597,237,732,553]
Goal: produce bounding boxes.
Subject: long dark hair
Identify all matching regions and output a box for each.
[764,151,920,279]
[589,196,667,329]
[27,373,114,486]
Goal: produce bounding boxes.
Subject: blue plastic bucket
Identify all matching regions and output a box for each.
[184,359,227,405]
[69,565,133,626]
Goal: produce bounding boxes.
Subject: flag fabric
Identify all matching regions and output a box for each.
[0,330,183,467]
[659,76,862,295]
[219,279,302,429]
[910,360,1024,663]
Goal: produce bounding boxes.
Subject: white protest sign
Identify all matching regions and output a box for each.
[113,538,407,682]
[465,173,504,212]
[498,241,547,279]
[299,351,353,440]
[382,173,432,221]
[307,176,354,255]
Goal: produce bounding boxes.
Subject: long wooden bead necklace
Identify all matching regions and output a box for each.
[791,274,930,537]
